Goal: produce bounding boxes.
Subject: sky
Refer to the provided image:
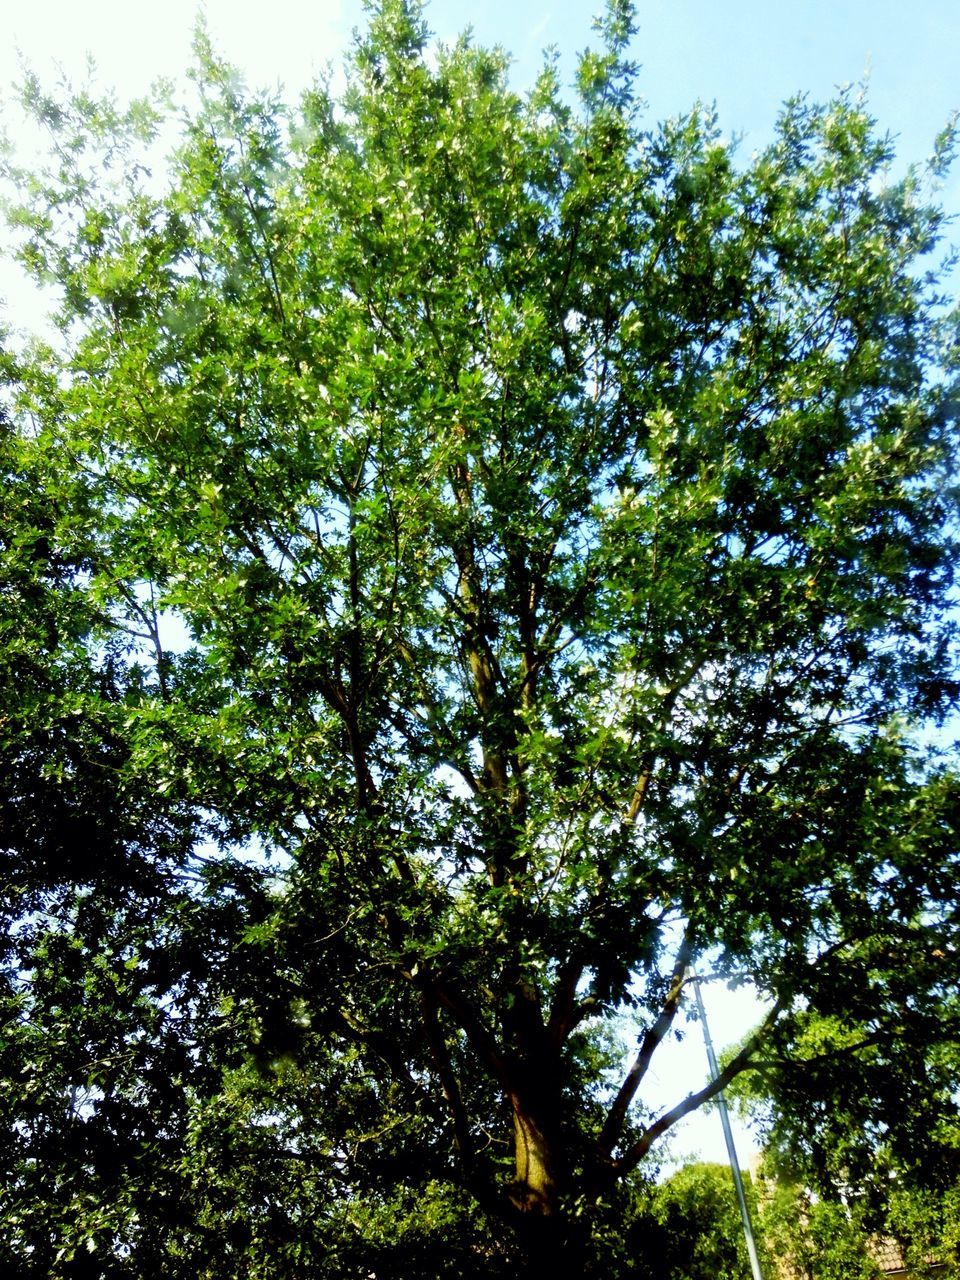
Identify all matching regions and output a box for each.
[2,0,958,1171]
[3,0,958,165]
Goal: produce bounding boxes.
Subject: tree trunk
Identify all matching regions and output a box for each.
[510,1101,558,1215]
[508,1095,588,1276]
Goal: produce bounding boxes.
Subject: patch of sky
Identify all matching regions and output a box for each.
[602,929,770,1169]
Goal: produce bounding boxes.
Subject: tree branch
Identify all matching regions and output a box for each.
[612,998,784,1180]
[546,956,586,1048]
[420,989,474,1165]
[597,928,693,1156]
[426,971,515,1093]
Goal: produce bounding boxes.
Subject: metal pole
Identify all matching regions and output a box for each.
[686,965,764,1280]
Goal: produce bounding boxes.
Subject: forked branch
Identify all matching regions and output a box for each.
[596,929,693,1156]
[612,998,784,1180]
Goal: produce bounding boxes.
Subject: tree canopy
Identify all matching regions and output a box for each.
[2,1,959,1274]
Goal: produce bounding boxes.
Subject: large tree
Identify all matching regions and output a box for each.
[3,1,959,1272]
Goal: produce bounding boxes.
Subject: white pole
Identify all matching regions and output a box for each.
[686,965,764,1280]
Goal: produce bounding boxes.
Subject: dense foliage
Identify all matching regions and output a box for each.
[2,1,959,1273]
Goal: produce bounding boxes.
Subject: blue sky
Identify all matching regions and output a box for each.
[2,0,958,1166]
[4,0,959,169]
[4,1,958,334]
[427,1,960,225]
[432,0,958,158]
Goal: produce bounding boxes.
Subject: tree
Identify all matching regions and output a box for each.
[752,1152,960,1280]
[730,997,960,1279]
[640,1162,766,1280]
[2,0,959,1272]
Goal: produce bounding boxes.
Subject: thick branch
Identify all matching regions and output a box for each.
[597,929,693,1156]
[622,674,695,823]
[395,639,481,794]
[758,1029,888,1073]
[546,957,586,1048]
[420,990,474,1165]
[448,455,515,805]
[612,999,783,1180]
[428,972,515,1093]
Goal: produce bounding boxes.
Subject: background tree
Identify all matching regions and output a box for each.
[729,994,960,1280]
[752,1155,960,1280]
[635,1162,766,1280]
[2,0,959,1273]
